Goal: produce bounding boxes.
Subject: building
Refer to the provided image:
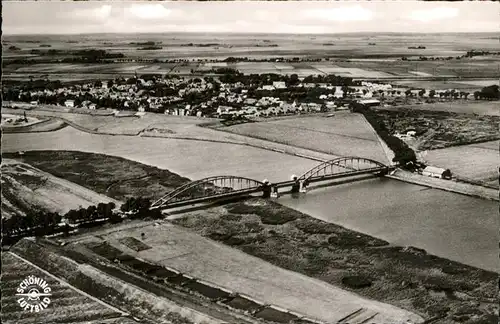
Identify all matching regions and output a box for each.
[358,99,381,107]
[261,85,275,91]
[273,81,286,89]
[422,166,451,179]
[64,100,75,108]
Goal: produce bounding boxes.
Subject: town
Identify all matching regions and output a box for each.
[3,70,497,120]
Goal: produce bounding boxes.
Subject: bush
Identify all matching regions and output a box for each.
[441,264,464,275]
[422,277,453,293]
[294,219,339,234]
[341,275,373,289]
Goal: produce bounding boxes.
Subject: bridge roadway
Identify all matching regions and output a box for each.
[156,165,394,210]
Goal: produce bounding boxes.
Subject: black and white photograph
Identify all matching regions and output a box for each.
[1,1,499,324]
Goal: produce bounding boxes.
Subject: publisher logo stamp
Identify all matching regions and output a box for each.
[16,275,52,312]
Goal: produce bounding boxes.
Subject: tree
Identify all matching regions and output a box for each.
[479,85,499,100]
[288,74,300,86]
[405,89,412,97]
[418,89,426,97]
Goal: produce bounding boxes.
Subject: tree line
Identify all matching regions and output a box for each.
[1,198,163,246]
[351,103,419,170]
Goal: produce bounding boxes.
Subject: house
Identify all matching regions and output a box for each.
[273,81,286,89]
[64,100,75,108]
[261,85,275,91]
[422,166,451,179]
[88,103,97,110]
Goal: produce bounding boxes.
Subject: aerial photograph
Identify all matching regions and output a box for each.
[1,1,499,324]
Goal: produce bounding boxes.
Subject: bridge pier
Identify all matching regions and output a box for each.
[299,180,308,193]
[271,186,279,198]
[262,181,271,198]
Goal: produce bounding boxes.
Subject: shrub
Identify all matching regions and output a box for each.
[422,277,453,293]
[442,264,464,275]
[260,212,297,225]
[341,275,373,289]
[294,219,339,234]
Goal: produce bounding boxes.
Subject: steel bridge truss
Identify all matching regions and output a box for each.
[150,176,264,209]
[298,156,388,183]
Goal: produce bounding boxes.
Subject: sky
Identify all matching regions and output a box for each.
[3,1,499,35]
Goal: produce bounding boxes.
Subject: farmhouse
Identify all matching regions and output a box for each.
[422,166,452,179]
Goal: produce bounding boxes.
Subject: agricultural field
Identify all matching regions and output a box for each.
[423,140,499,188]
[172,198,498,324]
[223,114,390,164]
[4,32,500,60]
[1,159,120,218]
[3,151,191,202]
[4,32,500,81]
[1,252,129,324]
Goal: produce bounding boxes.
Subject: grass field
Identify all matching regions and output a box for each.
[3,151,191,202]
[1,159,120,218]
[424,140,499,188]
[1,253,125,324]
[224,114,389,163]
[173,198,497,324]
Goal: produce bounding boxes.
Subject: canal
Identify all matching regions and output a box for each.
[2,127,498,272]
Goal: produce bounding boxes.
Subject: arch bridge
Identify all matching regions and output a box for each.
[151,176,264,209]
[297,156,390,184]
[151,157,392,210]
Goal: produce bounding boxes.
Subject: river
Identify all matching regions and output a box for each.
[2,127,498,272]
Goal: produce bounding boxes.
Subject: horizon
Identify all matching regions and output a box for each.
[5,31,500,37]
[3,1,499,35]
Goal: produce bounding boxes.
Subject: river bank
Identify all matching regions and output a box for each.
[389,169,498,201]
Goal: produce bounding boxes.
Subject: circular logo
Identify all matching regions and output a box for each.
[16,275,52,312]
